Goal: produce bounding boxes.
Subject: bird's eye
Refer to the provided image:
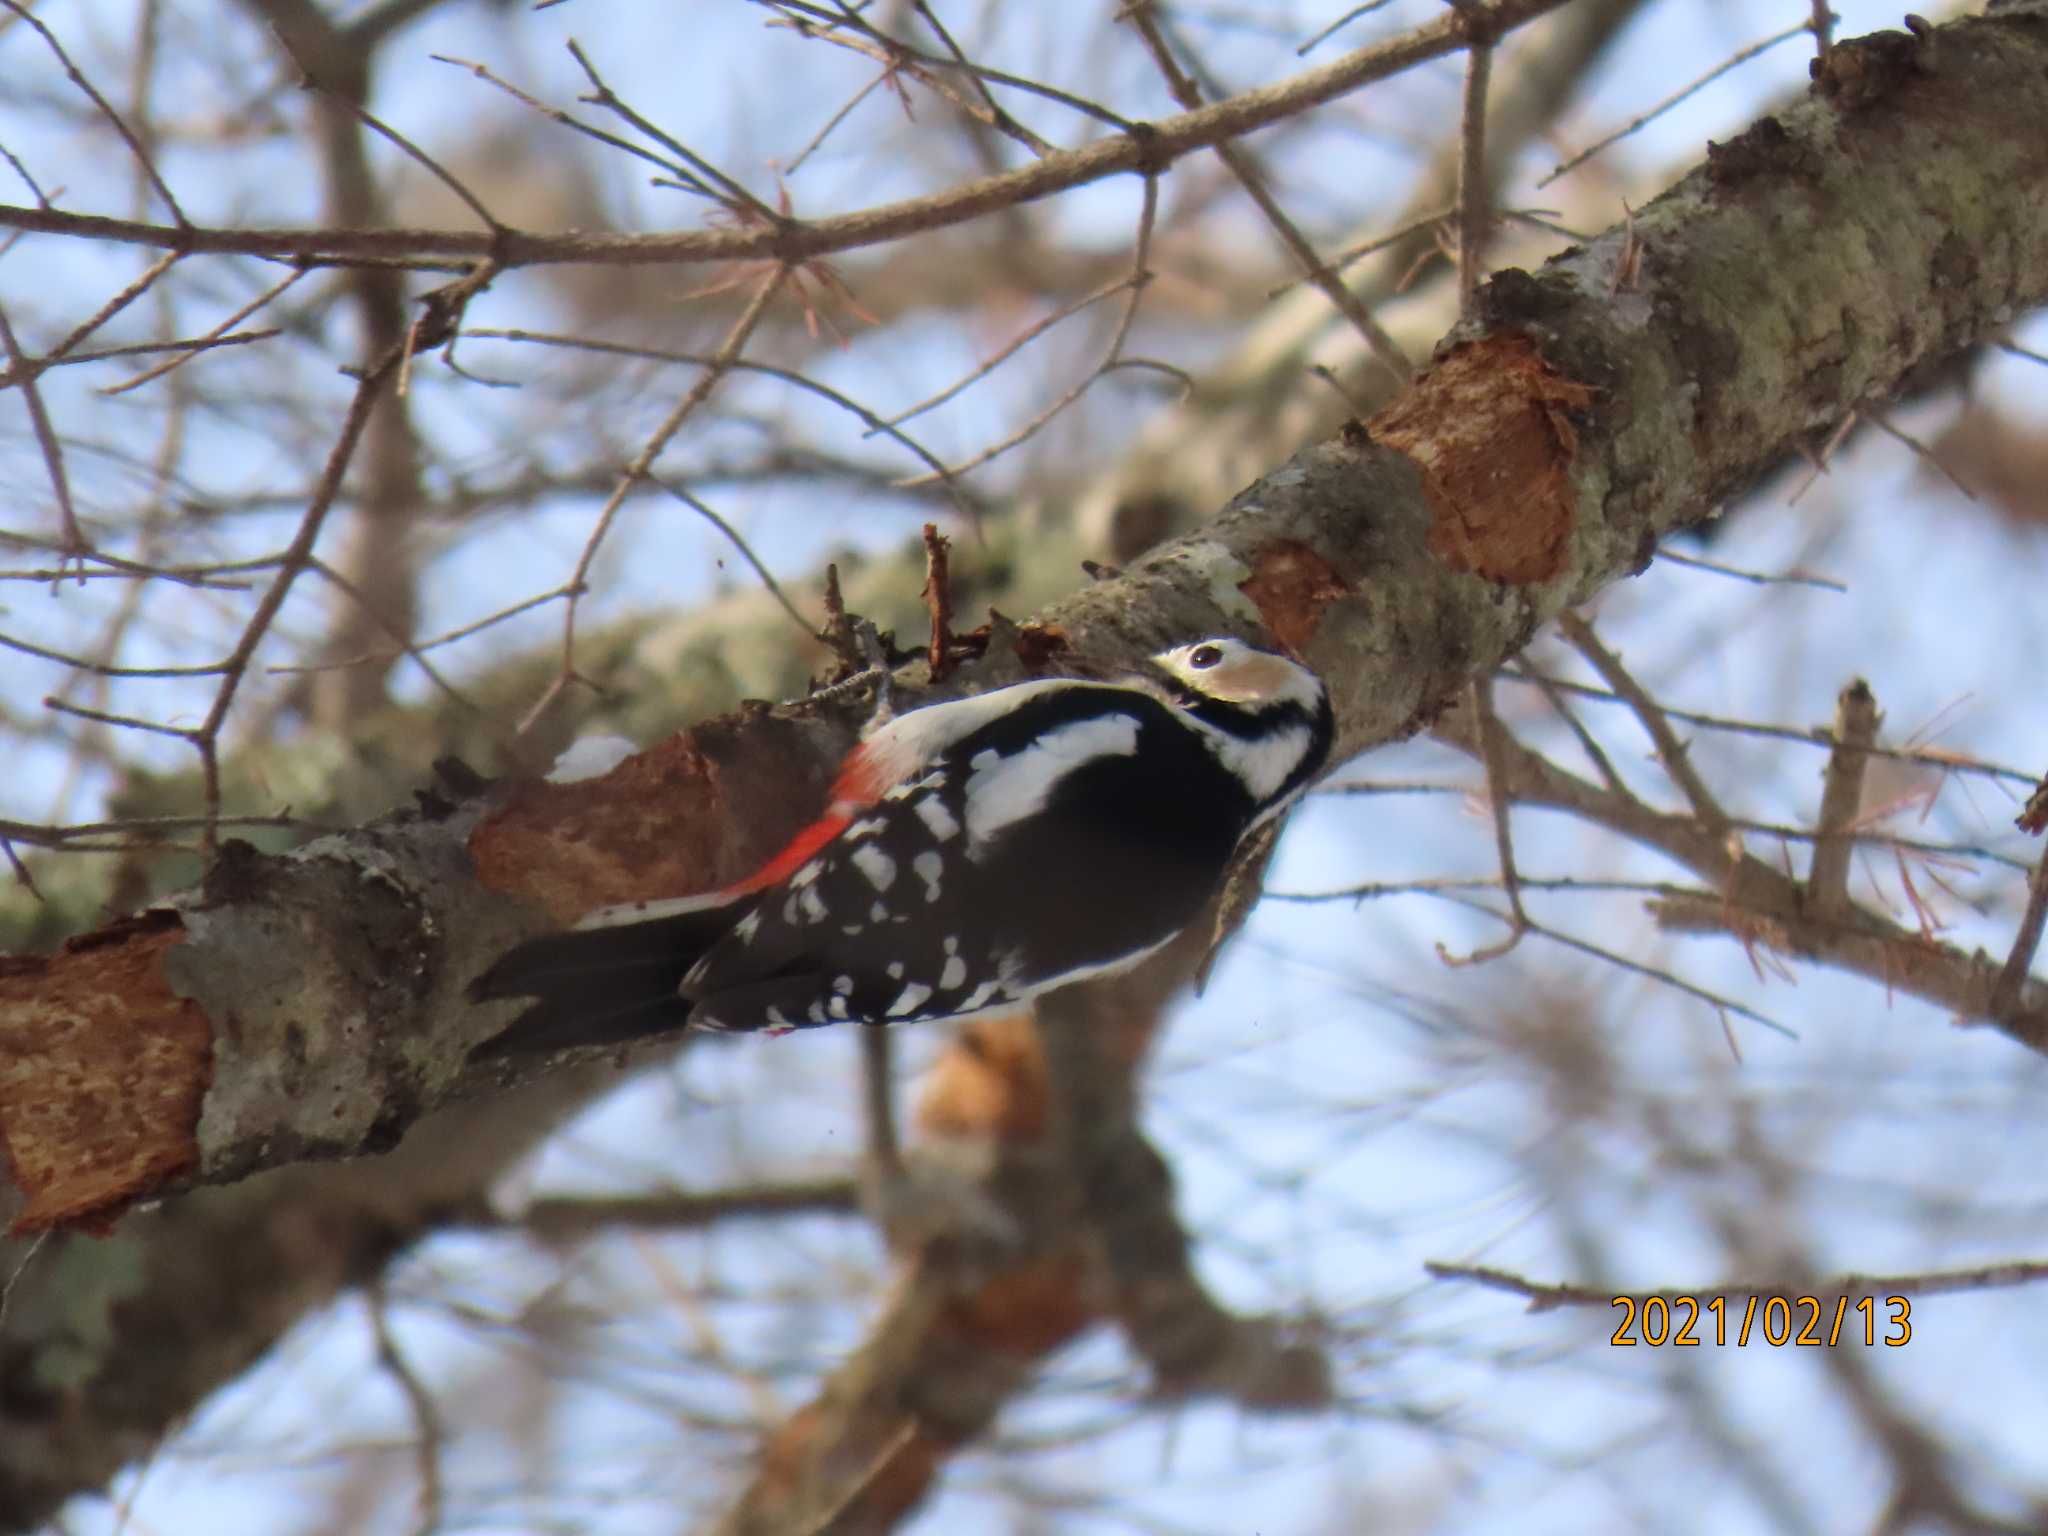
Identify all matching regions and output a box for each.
[1188,643,1224,670]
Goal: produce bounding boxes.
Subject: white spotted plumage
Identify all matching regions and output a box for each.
[470,637,1334,1057]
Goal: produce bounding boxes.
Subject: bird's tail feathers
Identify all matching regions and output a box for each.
[467,902,741,1061]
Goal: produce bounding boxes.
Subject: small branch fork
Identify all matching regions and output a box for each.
[1422,635,2048,1055]
[1557,611,1731,837]
[1439,676,1528,966]
[1124,2,1411,382]
[517,263,792,738]
[1995,754,2048,1020]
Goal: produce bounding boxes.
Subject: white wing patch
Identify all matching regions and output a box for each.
[963,714,1141,851]
[912,850,944,902]
[851,679,1093,789]
[913,794,961,841]
[887,981,934,1017]
[850,845,897,891]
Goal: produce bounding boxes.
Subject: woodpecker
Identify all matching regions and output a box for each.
[468,637,1333,1058]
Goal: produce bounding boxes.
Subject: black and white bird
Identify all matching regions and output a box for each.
[468,637,1333,1059]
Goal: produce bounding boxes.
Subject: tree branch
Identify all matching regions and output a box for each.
[0,0,1576,271]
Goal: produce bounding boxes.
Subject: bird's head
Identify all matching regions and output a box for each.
[1150,637,1326,717]
[1148,637,1333,818]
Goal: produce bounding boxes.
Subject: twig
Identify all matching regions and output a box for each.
[40,697,193,741]
[5,1,1582,273]
[1788,410,1859,504]
[1539,18,1817,188]
[0,324,284,390]
[782,68,893,177]
[0,811,332,852]
[1454,30,1493,316]
[1809,679,1879,920]
[1655,545,1846,592]
[462,1179,860,1240]
[1290,203,1454,292]
[0,0,187,226]
[894,172,1166,489]
[654,478,819,640]
[0,1232,50,1330]
[1810,0,1835,58]
[1524,668,1631,798]
[1531,912,1789,1035]
[192,365,393,847]
[463,328,966,511]
[1124,2,1410,382]
[1434,709,2048,1047]
[1440,678,1527,963]
[0,630,227,678]
[920,522,955,678]
[0,304,87,567]
[523,264,791,737]
[1863,404,1978,501]
[299,558,483,716]
[1500,668,2039,789]
[858,1023,903,1216]
[367,1282,447,1536]
[909,0,1052,157]
[568,39,784,225]
[0,832,39,897]
[1295,0,1398,57]
[1556,612,1731,835]
[1270,874,1713,904]
[872,274,1138,433]
[764,0,1133,137]
[433,52,726,204]
[1992,852,2048,1021]
[35,250,181,371]
[292,64,504,236]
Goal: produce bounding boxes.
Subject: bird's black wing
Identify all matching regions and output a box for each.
[683,689,1254,1030]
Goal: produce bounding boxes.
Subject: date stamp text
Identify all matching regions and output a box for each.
[1610,1294,1911,1347]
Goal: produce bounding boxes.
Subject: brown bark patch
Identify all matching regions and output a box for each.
[940,1248,1092,1357]
[468,714,837,925]
[1237,540,1351,655]
[468,734,727,924]
[1809,24,1930,113]
[0,912,210,1233]
[914,1012,1049,1145]
[1368,335,1592,585]
[753,1401,946,1528]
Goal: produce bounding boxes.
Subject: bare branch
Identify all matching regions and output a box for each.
[2,0,1584,272]
[1556,613,1731,833]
